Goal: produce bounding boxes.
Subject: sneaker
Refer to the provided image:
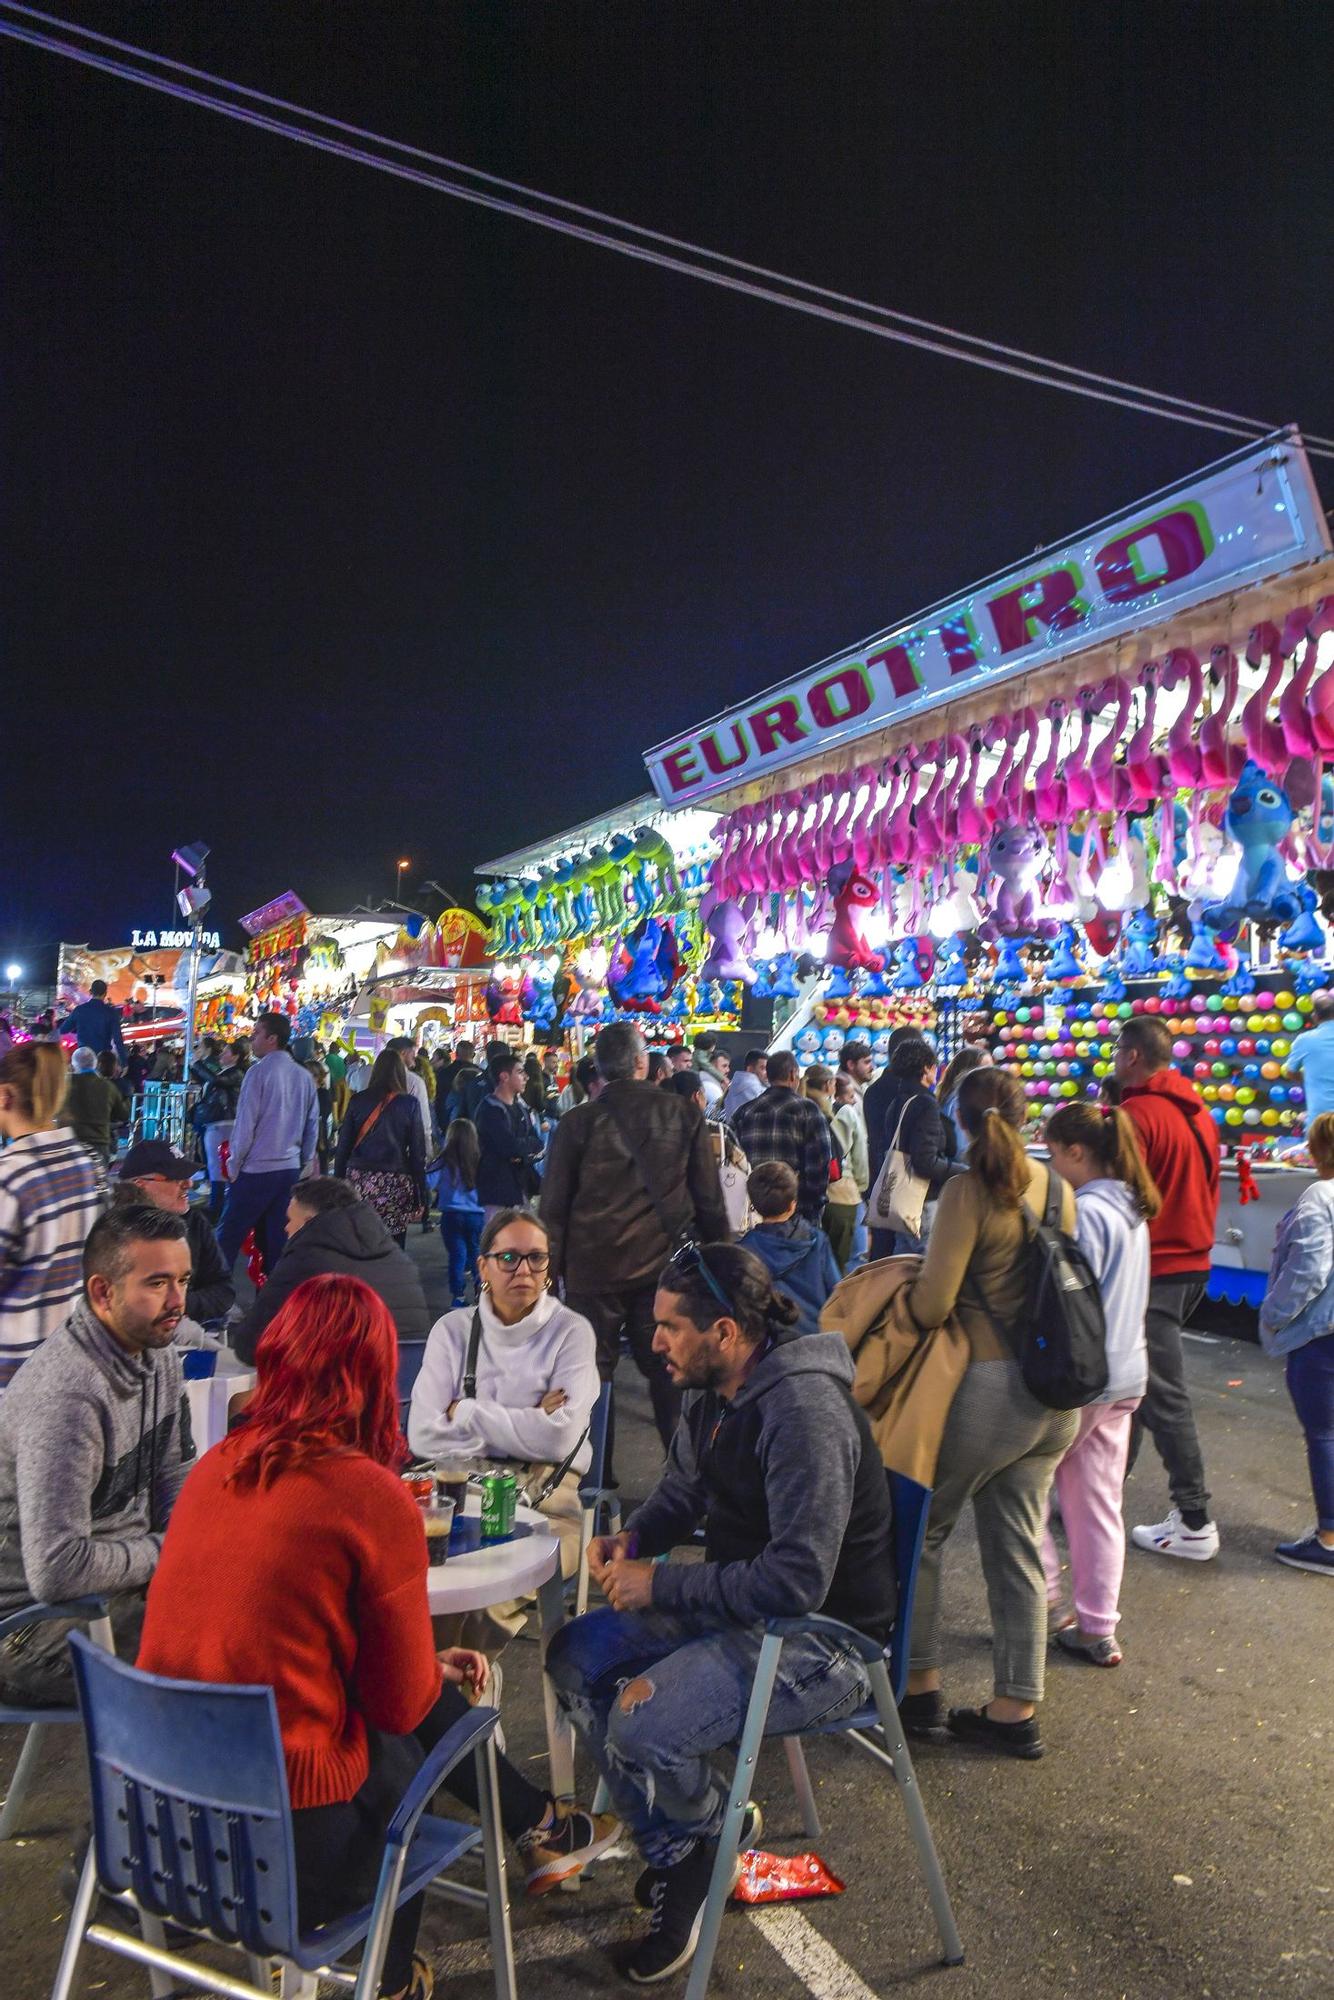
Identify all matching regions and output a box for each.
[1047,1601,1076,1640]
[516,1801,623,1896]
[1131,1507,1220,1561]
[626,1837,736,1984]
[634,1802,762,1909]
[1274,1532,1334,1575]
[899,1690,949,1739]
[405,1954,435,2000]
[1055,1627,1122,1667]
[947,1703,1044,1760]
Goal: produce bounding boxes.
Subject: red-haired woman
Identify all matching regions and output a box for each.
[139,1275,616,2000]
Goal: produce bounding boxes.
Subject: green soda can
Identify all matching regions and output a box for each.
[499,1470,518,1536]
[480,1471,512,1541]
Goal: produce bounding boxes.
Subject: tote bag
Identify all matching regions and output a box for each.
[867,1100,929,1239]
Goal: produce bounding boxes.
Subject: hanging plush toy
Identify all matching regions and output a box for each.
[979,822,1060,940]
[936,933,971,989]
[1121,908,1162,978]
[698,896,757,984]
[824,870,885,972]
[1047,924,1087,984]
[1204,761,1301,930]
[1279,883,1325,955]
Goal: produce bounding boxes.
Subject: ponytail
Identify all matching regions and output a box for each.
[956,1068,1029,1208]
[1044,1100,1163,1222]
[0,1042,67,1126]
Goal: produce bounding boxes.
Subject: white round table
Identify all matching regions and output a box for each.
[183,1351,256,1455]
[427,1490,575,1798]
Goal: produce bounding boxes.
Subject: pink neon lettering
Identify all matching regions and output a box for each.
[808,665,872,730]
[867,643,922,700]
[1095,507,1212,604]
[987,567,1085,653]
[698,722,751,776]
[661,745,703,793]
[749,700,808,756]
[938,613,982,677]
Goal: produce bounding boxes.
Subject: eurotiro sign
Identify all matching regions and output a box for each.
[643,433,1331,809]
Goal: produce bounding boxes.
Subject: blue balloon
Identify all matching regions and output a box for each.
[1241,1062,1261,1082]
[1268,1084,1288,1106]
[1255,1036,1272,1056]
[1220,1038,1237,1057]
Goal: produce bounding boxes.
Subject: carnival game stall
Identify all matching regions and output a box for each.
[640,432,1334,1302]
[474,798,721,1050]
[346,908,493,1050]
[237,893,405,1049]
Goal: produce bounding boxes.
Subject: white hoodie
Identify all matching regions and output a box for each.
[407,1289,599,1474]
[1073,1178,1149,1403]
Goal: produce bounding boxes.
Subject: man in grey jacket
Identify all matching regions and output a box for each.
[0,1203,195,1704]
[546,1242,895,1985]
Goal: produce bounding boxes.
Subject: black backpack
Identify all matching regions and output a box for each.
[972,1165,1108,1410]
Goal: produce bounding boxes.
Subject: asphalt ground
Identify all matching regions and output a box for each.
[2,1229,1330,1999]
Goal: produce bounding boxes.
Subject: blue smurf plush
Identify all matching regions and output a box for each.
[1204,761,1300,929]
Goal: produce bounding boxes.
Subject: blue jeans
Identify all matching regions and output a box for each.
[217,1167,301,1278]
[1287,1332,1334,1531]
[545,1606,870,1867]
[440,1209,484,1306]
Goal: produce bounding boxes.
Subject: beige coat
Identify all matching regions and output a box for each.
[819,1256,970,1487]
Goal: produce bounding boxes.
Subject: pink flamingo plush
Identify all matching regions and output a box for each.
[1278,606,1318,760]
[981,716,1020,830]
[1126,662,1169,803]
[1243,620,1290,775]
[955,727,990,846]
[1161,649,1204,787]
[1063,690,1100,812]
[1089,677,1134,812]
[936,734,971,848]
[1032,699,1068,823]
[914,742,955,864]
[1301,599,1334,752]
[1200,647,1247,788]
[889,747,927,865]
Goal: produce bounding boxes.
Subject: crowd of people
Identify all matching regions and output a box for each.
[0,995,1329,1995]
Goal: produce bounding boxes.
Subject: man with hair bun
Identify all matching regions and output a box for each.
[1114,1012,1222,1563]
[547,1240,894,1985]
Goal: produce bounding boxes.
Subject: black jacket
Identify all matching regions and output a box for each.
[197,1064,244,1128]
[868,1079,956,1195]
[230,1198,430,1363]
[475,1093,543,1208]
[541,1078,731,1292]
[334,1091,427,1203]
[184,1204,236,1326]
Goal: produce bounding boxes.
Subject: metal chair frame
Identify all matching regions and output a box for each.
[0,1595,112,1840]
[50,1632,517,2000]
[574,1378,621,1617]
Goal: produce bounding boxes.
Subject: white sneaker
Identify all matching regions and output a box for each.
[1131,1507,1219,1561]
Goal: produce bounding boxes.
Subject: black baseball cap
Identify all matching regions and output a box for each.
[120,1140,194,1182]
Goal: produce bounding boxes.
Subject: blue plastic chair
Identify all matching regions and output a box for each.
[398,1338,428,1407]
[574,1379,622,1615]
[682,1471,964,1999]
[0,1596,112,1840]
[51,1631,517,2000]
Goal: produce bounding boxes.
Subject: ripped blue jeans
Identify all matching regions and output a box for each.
[545,1607,871,1867]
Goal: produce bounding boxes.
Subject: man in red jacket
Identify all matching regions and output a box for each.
[1114,1016,1222,1561]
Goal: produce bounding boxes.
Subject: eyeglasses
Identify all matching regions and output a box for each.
[665,1241,734,1319]
[483,1248,550,1273]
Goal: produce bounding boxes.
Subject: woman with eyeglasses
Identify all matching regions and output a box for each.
[408,1207,598,1653]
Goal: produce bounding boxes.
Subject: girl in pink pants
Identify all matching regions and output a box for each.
[1042,1102,1158,1667]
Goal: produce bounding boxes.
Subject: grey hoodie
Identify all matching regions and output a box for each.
[1073,1178,1150,1403]
[0,1298,196,1613]
[626,1327,896,1642]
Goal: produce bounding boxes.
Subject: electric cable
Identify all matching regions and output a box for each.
[3,3,1331,461]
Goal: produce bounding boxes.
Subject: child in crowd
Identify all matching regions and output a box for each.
[435,1118,485,1308]
[737,1159,841,1335]
[1041,1101,1161,1665]
[1259,1109,1334,1574]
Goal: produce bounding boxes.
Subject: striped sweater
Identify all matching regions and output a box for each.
[0,1129,103,1391]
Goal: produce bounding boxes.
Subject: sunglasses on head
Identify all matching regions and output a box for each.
[665,1241,734,1320]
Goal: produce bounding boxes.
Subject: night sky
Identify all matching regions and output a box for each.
[5,2,1331,972]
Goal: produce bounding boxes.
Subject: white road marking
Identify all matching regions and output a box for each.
[749,1906,881,2000]
[1182,1331,1220,1344]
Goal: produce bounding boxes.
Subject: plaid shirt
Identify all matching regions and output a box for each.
[732,1086,833,1220]
[0,1129,103,1391]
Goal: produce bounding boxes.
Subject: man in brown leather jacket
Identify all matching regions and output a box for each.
[541,1021,730,1460]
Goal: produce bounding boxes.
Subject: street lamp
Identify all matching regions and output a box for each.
[4,964,21,987]
[396,858,411,898]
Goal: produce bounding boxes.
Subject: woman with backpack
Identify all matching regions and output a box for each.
[334,1048,427,1248]
[1040,1101,1160,1664]
[902,1067,1080,1759]
[436,1117,486,1308]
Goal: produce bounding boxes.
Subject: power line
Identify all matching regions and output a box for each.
[4,2,1332,462]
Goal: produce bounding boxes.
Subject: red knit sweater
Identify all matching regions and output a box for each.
[138,1440,442,1809]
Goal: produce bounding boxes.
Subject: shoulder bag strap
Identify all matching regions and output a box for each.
[462,1308,484,1400]
[526,1421,593,1505]
[603,1092,686,1248]
[351,1092,396,1154]
[888,1099,913,1155]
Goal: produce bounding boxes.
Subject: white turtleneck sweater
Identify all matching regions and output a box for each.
[407,1289,598,1474]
